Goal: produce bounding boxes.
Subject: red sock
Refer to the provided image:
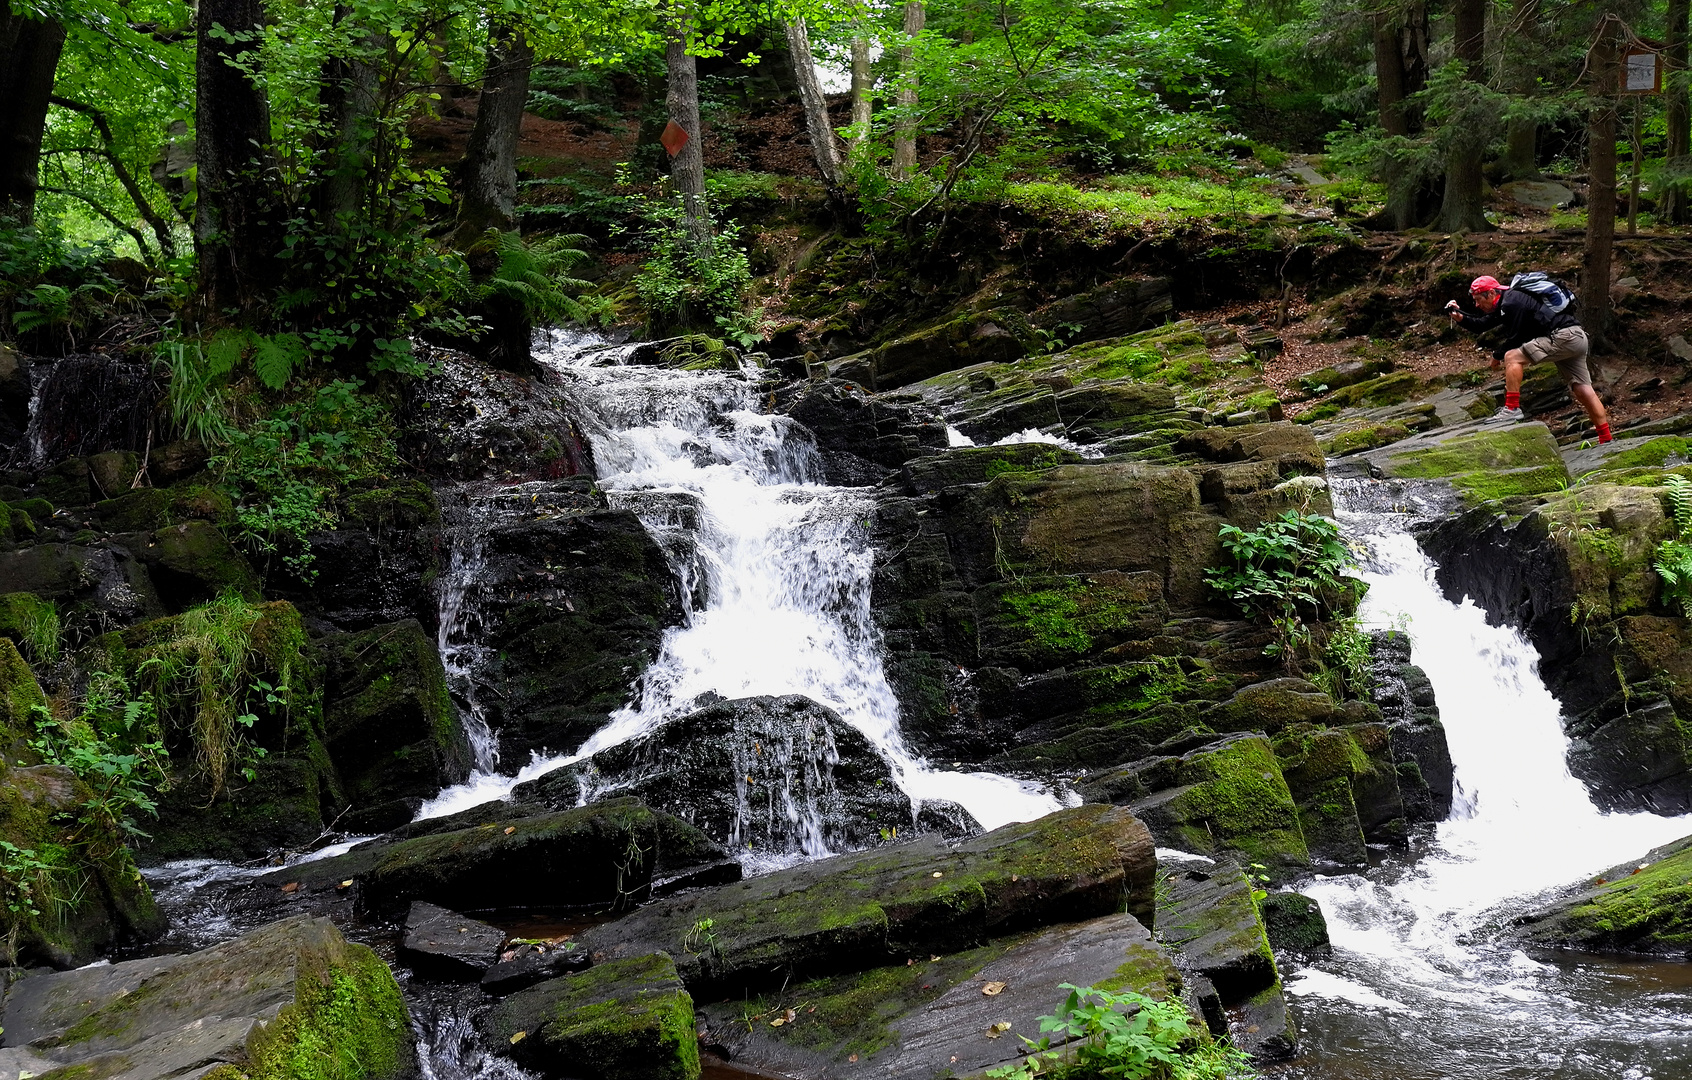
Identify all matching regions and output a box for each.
[1598,423,1612,443]
[1505,391,1520,410]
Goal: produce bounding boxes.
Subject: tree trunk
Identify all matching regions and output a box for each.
[1664,0,1691,225]
[892,0,924,178]
[318,10,385,232]
[1498,0,1542,180]
[848,34,872,163]
[1436,0,1491,233]
[454,17,532,244]
[1584,18,1620,347]
[196,0,282,315]
[1371,1,1428,230]
[665,18,710,258]
[785,17,843,187]
[0,10,67,224]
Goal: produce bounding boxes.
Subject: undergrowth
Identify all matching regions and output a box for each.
[986,983,1256,1080]
[1655,475,1692,619]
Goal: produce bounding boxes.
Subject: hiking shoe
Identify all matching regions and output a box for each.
[1483,406,1524,424]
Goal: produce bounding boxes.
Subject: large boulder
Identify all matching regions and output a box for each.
[0,915,414,1080]
[1367,629,1455,823]
[579,804,1157,999]
[776,379,948,485]
[1271,722,1406,867]
[1356,423,1568,506]
[579,694,920,854]
[477,952,700,1080]
[320,618,471,820]
[0,542,162,626]
[116,520,263,610]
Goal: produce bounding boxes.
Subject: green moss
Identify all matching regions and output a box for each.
[1152,736,1310,871]
[245,944,412,1080]
[0,592,60,664]
[1449,464,1569,505]
[1590,437,1692,473]
[1322,421,1410,456]
[1387,426,1565,480]
[995,576,1153,662]
[1325,372,1420,409]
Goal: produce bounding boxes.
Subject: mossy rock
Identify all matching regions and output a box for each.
[340,479,440,531]
[1320,420,1411,456]
[1323,371,1421,410]
[0,633,48,763]
[976,571,1166,670]
[477,952,700,1080]
[1526,484,1670,623]
[1367,424,1569,507]
[1,915,413,1080]
[0,762,164,967]
[902,443,1085,493]
[1260,891,1331,957]
[320,618,470,810]
[1514,834,1692,956]
[1271,722,1405,867]
[1079,733,1310,877]
[1156,858,1279,1003]
[129,520,263,608]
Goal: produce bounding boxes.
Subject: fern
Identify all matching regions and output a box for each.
[1655,476,1692,619]
[252,332,307,390]
[474,229,603,325]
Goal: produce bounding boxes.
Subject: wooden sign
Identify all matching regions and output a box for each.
[1622,47,1662,95]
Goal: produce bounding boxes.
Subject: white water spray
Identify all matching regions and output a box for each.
[418,334,1059,834]
[1284,479,1692,1078]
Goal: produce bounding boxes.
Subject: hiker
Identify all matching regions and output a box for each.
[1446,273,1612,444]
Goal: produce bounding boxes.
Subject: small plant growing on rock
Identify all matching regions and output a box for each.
[1654,476,1692,619]
[986,983,1256,1079]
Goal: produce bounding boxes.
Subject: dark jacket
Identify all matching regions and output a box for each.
[1457,288,1580,358]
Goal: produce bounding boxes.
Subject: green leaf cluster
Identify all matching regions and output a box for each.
[1654,476,1692,619]
[987,983,1256,1080]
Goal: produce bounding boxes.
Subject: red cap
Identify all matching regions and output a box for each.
[1470,275,1504,294]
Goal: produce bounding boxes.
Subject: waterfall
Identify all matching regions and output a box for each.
[1282,478,1692,1079]
[416,332,1060,838]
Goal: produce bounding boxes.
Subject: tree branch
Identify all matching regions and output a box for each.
[48,94,177,259]
[37,185,152,259]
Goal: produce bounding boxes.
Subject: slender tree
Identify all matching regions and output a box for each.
[318,12,386,231]
[1435,0,1490,233]
[1498,0,1543,181]
[1370,0,1429,229]
[665,12,710,256]
[1664,0,1690,224]
[787,16,844,187]
[455,16,534,243]
[892,0,924,177]
[848,32,872,162]
[0,9,68,223]
[1584,15,1621,345]
[196,0,284,314]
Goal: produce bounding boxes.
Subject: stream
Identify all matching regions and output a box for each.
[1277,478,1692,1080]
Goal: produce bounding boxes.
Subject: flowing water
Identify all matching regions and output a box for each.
[417,331,1061,839]
[1279,478,1692,1080]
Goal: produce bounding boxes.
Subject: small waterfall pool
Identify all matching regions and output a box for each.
[1280,479,1692,1079]
[417,331,1061,841]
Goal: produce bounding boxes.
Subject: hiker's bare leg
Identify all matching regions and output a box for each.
[1570,382,1609,432]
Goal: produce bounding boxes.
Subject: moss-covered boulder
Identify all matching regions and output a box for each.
[0,634,47,764]
[119,520,263,609]
[0,915,414,1080]
[477,952,700,1080]
[271,479,443,632]
[1362,423,1569,506]
[320,618,470,818]
[831,310,1034,390]
[1077,734,1310,877]
[1271,722,1405,867]
[1513,834,1692,957]
[696,912,1187,1078]
[0,762,164,967]
[1260,891,1331,958]
[0,542,163,626]
[580,804,1157,998]
[902,443,1085,494]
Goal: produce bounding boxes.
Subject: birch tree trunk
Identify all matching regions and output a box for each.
[892,0,924,178]
[786,17,843,187]
[848,35,872,163]
[454,17,533,243]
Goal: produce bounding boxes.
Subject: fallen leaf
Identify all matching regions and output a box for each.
[932,871,943,878]
[930,955,940,962]
[769,1018,786,1027]
[280,882,299,893]
[921,984,932,990]
[907,958,916,966]
[985,1021,1012,1039]
[504,826,516,835]
[982,982,1006,996]
[807,1007,816,1014]
[848,1054,859,1063]
[510,1031,527,1044]
[784,1008,797,1022]
[338,879,353,889]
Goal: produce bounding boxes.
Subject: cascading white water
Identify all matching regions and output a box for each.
[436,521,500,773]
[1283,479,1692,1079]
[417,332,1060,836]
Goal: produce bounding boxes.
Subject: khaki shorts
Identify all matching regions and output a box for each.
[1521,326,1590,386]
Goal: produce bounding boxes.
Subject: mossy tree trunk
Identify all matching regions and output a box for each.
[454,16,532,245]
[1664,0,1691,225]
[0,9,65,225]
[1583,16,1621,347]
[1498,0,1543,181]
[892,0,924,178]
[1435,0,1491,234]
[1369,0,1428,230]
[196,0,284,315]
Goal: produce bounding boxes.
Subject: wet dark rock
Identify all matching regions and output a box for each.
[913,798,983,839]
[477,952,699,1080]
[1030,275,1174,344]
[1512,834,1692,957]
[115,520,262,610]
[0,915,414,1080]
[696,912,1180,1079]
[260,798,739,919]
[0,346,31,456]
[829,310,1036,391]
[320,618,471,814]
[14,354,162,471]
[270,480,443,631]
[480,940,591,995]
[579,804,1157,999]
[580,694,914,853]
[1260,891,1331,958]
[775,378,947,485]
[1272,722,1404,867]
[400,901,506,980]
[87,449,140,497]
[1078,733,1310,877]
[1368,629,1455,823]
[1156,856,1296,1061]
[466,509,686,766]
[900,443,1085,495]
[0,542,162,626]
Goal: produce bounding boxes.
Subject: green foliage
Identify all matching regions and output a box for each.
[0,224,126,347]
[0,840,60,921]
[1654,476,1692,619]
[986,984,1255,1080]
[442,229,609,327]
[214,381,400,578]
[999,177,1282,239]
[632,196,753,334]
[1206,511,1365,686]
[29,674,170,846]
